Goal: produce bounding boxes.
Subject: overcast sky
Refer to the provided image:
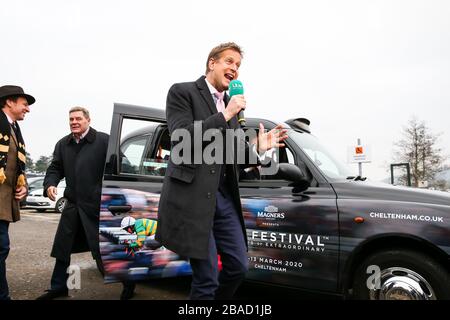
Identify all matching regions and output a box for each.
[1,0,449,181]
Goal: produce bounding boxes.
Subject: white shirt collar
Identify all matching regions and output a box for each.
[74,127,90,143]
[205,78,222,96]
[80,127,90,139]
[5,113,14,125]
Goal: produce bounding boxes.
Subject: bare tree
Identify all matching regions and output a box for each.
[393,117,446,187]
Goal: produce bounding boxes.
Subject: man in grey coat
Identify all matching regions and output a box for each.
[156,42,287,299]
[36,106,109,300]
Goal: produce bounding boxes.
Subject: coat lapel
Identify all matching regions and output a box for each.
[195,76,217,116]
[195,76,240,129]
[9,125,18,147]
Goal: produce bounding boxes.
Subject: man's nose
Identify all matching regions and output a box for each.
[230,67,239,77]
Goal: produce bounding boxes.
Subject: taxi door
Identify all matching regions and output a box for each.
[239,135,339,293]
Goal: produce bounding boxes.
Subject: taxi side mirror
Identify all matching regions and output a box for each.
[277,163,310,192]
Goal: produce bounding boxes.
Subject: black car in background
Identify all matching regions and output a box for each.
[99,103,450,300]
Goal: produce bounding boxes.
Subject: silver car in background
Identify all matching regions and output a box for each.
[25,179,67,213]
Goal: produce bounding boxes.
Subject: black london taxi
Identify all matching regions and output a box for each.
[99,103,450,300]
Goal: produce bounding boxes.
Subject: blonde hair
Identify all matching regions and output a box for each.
[205,42,243,74]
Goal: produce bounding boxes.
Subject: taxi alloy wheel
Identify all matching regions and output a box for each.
[370,267,435,300]
[352,249,450,300]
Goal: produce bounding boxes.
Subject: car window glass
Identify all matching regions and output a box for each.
[120,137,148,174]
[119,117,168,176]
[259,145,296,181]
[303,149,340,179]
[28,178,44,190]
[142,127,170,176]
[238,127,295,182]
[286,147,295,164]
[289,130,353,180]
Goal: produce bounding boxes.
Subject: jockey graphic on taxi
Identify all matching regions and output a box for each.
[121,217,158,250]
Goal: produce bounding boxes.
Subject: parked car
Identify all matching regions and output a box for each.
[19,175,45,208]
[27,176,45,191]
[25,179,67,213]
[99,103,450,300]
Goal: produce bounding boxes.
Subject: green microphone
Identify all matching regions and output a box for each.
[228,79,246,126]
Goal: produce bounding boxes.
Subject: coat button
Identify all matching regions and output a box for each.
[210,169,216,174]
[207,192,212,199]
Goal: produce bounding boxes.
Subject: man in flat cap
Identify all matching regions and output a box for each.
[0,85,35,300]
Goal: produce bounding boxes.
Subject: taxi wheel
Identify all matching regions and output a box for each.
[352,249,450,300]
[55,198,67,213]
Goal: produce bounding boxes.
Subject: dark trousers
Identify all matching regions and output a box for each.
[50,259,70,292]
[50,257,104,292]
[189,190,248,300]
[0,220,10,300]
